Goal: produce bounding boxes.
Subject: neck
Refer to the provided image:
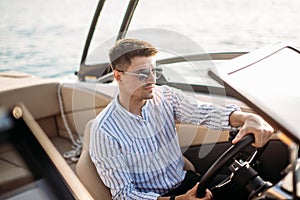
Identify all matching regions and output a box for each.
[118,93,146,116]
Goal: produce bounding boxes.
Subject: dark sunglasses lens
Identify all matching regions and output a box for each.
[138,73,148,82]
[137,69,150,82]
[137,68,163,81]
[154,68,162,79]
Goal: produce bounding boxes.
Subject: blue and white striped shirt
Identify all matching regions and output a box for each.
[90,85,240,199]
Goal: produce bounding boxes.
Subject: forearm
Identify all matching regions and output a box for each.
[229,110,250,127]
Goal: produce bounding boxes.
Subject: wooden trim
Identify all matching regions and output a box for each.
[18,104,93,200]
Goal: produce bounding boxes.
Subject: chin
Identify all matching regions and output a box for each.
[144,93,154,100]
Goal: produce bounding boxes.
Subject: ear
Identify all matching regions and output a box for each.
[113,70,122,82]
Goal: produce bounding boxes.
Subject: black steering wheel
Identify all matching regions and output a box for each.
[196,132,271,198]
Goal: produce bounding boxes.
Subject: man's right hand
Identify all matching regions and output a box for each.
[158,184,212,200]
[172,184,212,200]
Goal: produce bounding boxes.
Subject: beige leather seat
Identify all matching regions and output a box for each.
[76,120,195,200]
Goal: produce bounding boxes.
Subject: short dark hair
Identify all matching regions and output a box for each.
[109,38,158,70]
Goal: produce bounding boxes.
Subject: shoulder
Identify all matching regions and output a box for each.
[154,85,178,96]
[154,85,184,101]
[91,100,118,135]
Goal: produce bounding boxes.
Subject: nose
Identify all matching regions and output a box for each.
[146,70,156,83]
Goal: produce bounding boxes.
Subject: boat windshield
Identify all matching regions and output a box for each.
[83,0,300,87]
[85,0,300,65]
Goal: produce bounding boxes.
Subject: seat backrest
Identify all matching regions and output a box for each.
[76,120,196,200]
[76,120,112,200]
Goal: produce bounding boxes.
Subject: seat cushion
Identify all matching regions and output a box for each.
[0,147,34,194]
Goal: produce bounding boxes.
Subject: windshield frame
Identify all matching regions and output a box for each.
[78,0,138,78]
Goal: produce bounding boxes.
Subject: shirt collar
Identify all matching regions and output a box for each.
[114,96,149,122]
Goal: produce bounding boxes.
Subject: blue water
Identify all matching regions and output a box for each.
[1,0,300,79]
[0,0,97,78]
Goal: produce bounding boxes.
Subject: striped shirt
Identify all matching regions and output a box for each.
[90,85,240,200]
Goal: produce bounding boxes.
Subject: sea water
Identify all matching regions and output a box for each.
[0,0,97,78]
[1,0,300,79]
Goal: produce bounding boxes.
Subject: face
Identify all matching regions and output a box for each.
[115,56,158,103]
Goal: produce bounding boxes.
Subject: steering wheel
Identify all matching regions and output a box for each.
[196,132,271,198]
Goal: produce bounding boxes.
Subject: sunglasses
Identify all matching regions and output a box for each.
[116,67,163,82]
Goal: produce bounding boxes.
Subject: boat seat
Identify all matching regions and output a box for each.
[76,119,195,200]
[0,143,34,195]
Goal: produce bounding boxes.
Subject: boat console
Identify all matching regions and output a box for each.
[209,42,300,199]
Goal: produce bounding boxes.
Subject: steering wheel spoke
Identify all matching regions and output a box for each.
[210,150,258,190]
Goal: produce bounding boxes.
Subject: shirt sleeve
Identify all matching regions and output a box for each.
[89,124,160,200]
[165,86,241,130]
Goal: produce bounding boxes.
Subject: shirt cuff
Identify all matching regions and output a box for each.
[222,104,241,130]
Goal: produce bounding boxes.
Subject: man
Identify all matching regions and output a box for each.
[89,38,274,200]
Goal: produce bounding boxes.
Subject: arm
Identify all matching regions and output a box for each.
[166,86,240,130]
[230,111,274,147]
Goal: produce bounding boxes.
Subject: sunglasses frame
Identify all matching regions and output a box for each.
[116,67,163,82]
